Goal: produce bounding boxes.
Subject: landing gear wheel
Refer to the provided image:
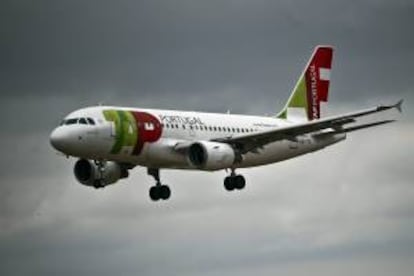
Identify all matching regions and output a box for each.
[224,177,235,191]
[224,169,246,192]
[234,175,246,190]
[149,185,171,201]
[149,186,161,201]
[147,168,172,201]
[160,185,171,200]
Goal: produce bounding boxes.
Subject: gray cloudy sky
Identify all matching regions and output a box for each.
[1,0,414,275]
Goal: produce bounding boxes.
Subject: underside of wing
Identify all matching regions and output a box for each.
[214,100,402,154]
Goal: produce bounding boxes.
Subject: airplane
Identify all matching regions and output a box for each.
[50,45,402,201]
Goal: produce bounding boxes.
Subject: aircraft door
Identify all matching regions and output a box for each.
[99,120,116,142]
[109,121,117,137]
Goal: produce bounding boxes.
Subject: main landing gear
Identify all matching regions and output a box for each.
[147,168,171,201]
[146,168,245,201]
[224,169,246,191]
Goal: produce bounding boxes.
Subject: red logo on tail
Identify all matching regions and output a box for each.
[305,46,333,120]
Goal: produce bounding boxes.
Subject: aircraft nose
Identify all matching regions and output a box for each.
[50,127,70,153]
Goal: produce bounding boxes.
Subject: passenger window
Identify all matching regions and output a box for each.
[213,127,217,131]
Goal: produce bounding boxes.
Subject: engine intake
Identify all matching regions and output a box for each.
[188,141,235,170]
[74,159,128,187]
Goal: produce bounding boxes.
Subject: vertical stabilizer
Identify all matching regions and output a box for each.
[277,45,334,121]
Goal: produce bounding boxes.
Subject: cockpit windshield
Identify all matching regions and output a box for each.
[79,118,87,124]
[60,117,96,126]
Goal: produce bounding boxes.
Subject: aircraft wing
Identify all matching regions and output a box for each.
[214,100,402,154]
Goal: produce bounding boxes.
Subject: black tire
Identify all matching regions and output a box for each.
[224,177,235,191]
[234,175,246,190]
[160,185,171,200]
[149,186,160,201]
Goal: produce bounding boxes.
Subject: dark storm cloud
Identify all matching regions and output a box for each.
[1,0,413,111]
[1,0,414,275]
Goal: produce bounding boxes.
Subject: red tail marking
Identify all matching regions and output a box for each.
[305,46,333,120]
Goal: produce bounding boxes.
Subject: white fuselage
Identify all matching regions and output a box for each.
[50,106,346,171]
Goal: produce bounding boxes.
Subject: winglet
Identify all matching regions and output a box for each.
[395,99,403,113]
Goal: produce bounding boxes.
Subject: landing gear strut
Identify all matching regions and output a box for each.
[224,169,246,191]
[147,168,171,201]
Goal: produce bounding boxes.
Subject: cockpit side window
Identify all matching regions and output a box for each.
[79,118,87,124]
[86,118,95,125]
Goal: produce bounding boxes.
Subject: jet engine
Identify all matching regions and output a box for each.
[188,141,236,170]
[74,159,128,187]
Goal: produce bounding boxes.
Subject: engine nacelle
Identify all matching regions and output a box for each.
[188,141,236,170]
[74,159,128,187]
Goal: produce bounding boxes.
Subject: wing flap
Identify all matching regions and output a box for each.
[332,119,396,134]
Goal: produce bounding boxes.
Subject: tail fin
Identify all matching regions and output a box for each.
[277,45,334,121]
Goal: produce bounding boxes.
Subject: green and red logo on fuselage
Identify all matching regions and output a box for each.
[103,110,162,155]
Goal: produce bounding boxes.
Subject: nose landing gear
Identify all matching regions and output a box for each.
[224,169,246,191]
[147,168,171,201]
